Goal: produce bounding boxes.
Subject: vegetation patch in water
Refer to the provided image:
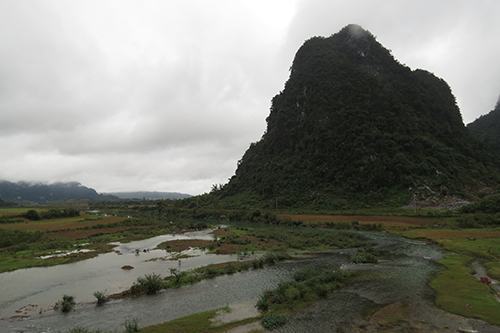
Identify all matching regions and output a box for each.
[131,274,163,295]
[93,291,108,306]
[211,225,367,255]
[54,294,76,313]
[125,252,290,297]
[351,247,379,264]
[261,314,288,330]
[256,266,349,314]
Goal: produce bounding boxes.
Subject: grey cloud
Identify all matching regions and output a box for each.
[0,0,499,194]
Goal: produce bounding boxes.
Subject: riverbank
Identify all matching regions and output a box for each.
[400,226,500,325]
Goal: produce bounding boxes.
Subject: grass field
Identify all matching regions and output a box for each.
[431,254,500,325]
[401,228,500,272]
[0,207,136,272]
[401,226,500,325]
[0,215,125,232]
[0,207,47,217]
[141,309,261,333]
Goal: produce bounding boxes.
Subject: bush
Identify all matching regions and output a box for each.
[93,291,107,306]
[131,274,163,295]
[0,229,43,248]
[68,328,106,333]
[351,248,378,264]
[42,208,80,219]
[261,314,288,330]
[55,295,76,313]
[461,194,500,214]
[256,292,271,312]
[123,318,139,333]
[24,209,41,220]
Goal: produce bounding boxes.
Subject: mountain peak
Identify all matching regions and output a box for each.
[218,26,499,209]
[338,24,372,38]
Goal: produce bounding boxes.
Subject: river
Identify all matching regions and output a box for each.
[2,230,500,333]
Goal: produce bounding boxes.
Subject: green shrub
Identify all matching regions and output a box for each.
[41,208,80,219]
[55,295,76,313]
[67,328,107,333]
[257,266,347,313]
[461,194,500,214]
[123,318,139,333]
[24,209,41,220]
[261,314,288,330]
[131,273,163,295]
[0,229,43,248]
[351,248,378,264]
[93,291,107,306]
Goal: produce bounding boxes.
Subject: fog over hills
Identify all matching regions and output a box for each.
[107,191,191,200]
[0,181,112,203]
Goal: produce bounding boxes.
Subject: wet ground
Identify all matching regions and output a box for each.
[277,233,500,333]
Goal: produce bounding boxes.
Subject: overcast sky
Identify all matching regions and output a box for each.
[1,0,499,194]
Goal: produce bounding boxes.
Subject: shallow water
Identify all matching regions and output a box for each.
[2,230,499,333]
[0,229,238,320]
[277,232,500,333]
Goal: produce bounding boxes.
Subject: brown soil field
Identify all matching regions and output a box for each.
[51,226,132,240]
[158,239,213,252]
[0,215,125,232]
[279,214,442,227]
[213,228,282,254]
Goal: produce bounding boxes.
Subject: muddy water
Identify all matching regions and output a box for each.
[0,229,238,320]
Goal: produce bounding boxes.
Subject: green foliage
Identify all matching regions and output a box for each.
[93,291,107,306]
[211,225,367,255]
[43,208,80,219]
[324,221,382,231]
[55,294,76,313]
[24,208,79,221]
[131,274,163,295]
[24,209,41,220]
[431,254,500,325]
[0,229,43,248]
[123,319,140,333]
[197,25,500,209]
[163,253,289,289]
[461,193,500,214]
[256,266,347,313]
[261,314,288,330]
[351,247,378,264]
[68,328,108,333]
[468,101,500,155]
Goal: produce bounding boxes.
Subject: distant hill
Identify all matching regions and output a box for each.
[0,181,116,204]
[467,98,500,155]
[107,191,192,200]
[0,198,12,207]
[209,25,499,209]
